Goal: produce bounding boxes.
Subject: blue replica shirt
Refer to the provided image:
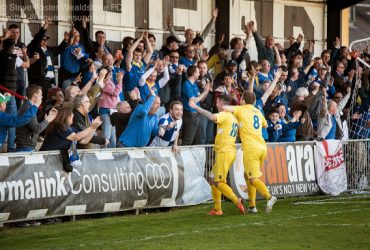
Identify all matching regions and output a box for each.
[119,95,159,147]
[139,82,160,102]
[0,105,38,145]
[278,118,301,142]
[124,61,147,91]
[179,57,195,69]
[257,71,274,84]
[150,113,183,147]
[325,115,337,140]
[267,120,283,142]
[255,98,268,140]
[60,44,89,74]
[182,79,200,112]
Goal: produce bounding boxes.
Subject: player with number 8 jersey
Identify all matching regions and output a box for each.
[225,91,277,214]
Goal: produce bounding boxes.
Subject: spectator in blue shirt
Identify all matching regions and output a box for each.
[0,93,41,148]
[59,28,90,89]
[181,65,210,145]
[277,103,302,142]
[123,31,153,92]
[179,44,196,69]
[118,87,161,147]
[267,107,283,142]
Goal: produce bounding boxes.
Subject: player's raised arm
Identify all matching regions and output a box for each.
[188,99,217,122]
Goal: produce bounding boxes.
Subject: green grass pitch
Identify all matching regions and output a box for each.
[1,194,370,249]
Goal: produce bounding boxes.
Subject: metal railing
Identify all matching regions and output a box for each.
[349,37,370,69]
[201,139,370,193]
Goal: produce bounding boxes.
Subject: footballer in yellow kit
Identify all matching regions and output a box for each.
[234,103,267,179]
[189,94,245,215]
[224,91,277,214]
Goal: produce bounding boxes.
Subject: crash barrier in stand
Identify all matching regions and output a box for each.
[0,147,211,223]
[0,140,369,223]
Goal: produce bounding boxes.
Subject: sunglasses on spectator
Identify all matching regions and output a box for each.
[171,56,179,59]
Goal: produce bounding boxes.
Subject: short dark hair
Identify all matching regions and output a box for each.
[187,65,198,77]
[169,101,183,110]
[95,30,105,38]
[217,94,232,105]
[223,73,233,80]
[279,65,288,72]
[197,60,207,66]
[148,33,156,41]
[241,91,256,105]
[230,37,241,50]
[8,24,19,30]
[134,48,143,55]
[192,36,204,45]
[122,36,134,48]
[269,107,279,115]
[26,85,42,99]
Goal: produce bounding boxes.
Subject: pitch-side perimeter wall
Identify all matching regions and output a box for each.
[0,140,347,223]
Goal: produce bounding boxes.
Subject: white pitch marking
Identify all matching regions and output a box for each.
[85,207,370,246]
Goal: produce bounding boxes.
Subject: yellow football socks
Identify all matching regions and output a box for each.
[217,182,238,205]
[211,184,222,211]
[247,179,256,207]
[252,179,271,200]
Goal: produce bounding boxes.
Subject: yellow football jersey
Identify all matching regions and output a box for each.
[233,104,267,150]
[214,112,238,153]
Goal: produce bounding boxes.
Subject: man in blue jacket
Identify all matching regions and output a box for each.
[117,88,160,147]
[0,93,41,149]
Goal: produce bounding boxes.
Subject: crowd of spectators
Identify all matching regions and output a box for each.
[0,11,369,156]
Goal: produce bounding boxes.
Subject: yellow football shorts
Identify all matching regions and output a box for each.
[210,151,236,182]
[243,147,267,179]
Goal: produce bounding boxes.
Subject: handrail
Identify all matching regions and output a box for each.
[349,37,370,69]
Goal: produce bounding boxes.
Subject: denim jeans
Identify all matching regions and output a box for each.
[194,114,215,145]
[6,96,17,150]
[15,148,34,152]
[100,113,116,148]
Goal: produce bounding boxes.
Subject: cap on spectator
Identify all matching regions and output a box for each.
[166,36,180,44]
[41,35,50,40]
[227,59,237,67]
[0,93,11,103]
